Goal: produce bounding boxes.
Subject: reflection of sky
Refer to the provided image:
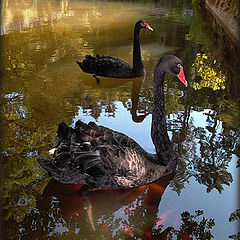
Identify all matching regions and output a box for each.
[161,155,238,239]
[73,101,238,239]
[72,101,155,154]
[191,109,222,132]
[191,109,223,157]
[73,103,223,154]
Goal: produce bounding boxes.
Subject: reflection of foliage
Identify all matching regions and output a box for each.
[191,53,226,91]
[194,157,233,193]
[185,0,211,45]
[0,93,52,238]
[218,99,240,129]
[173,210,215,239]
[4,172,215,240]
[230,233,240,240]
[229,209,240,222]
[193,110,233,193]
[171,105,235,194]
[229,209,240,240]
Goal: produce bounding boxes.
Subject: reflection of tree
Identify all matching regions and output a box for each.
[173,210,215,239]
[2,175,216,239]
[0,26,145,238]
[171,107,235,194]
[2,39,237,234]
[2,175,174,239]
[191,0,240,100]
[0,92,52,239]
[193,110,233,193]
[229,209,240,240]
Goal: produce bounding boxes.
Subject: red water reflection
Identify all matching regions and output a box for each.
[40,174,176,239]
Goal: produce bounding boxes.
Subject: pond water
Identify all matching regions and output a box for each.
[1,0,239,239]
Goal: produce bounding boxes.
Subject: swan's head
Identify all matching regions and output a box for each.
[137,20,153,31]
[157,55,188,87]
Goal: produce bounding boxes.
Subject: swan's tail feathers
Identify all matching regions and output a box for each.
[37,157,88,184]
[37,157,57,176]
[75,119,85,129]
[75,120,105,140]
[57,122,72,139]
[76,59,93,73]
[75,120,92,135]
[75,119,97,129]
[57,122,69,135]
[77,54,109,74]
[76,61,82,68]
[77,55,98,70]
[54,122,73,148]
[78,54,101,63]
[85,55,97,60]
[75,120,98,133]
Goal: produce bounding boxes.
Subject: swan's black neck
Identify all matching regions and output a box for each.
[151,67,174,165]
[133,24,144,75]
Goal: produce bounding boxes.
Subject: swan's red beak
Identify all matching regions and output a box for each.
[145,23,153,31]
[177,66,188,87]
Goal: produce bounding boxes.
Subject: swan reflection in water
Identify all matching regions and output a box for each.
[38,174,213,239]
[80,71,148,123]
[39,174,175,239]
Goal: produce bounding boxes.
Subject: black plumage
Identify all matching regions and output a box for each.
[76,20,153,78]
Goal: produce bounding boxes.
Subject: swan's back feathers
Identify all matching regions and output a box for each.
[38,120,176,190]
[76,54,138,78]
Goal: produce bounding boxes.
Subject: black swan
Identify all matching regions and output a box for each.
[76,20,153,78]
[38,55,188,190]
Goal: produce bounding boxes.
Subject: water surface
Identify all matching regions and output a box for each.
[1,0,239,239]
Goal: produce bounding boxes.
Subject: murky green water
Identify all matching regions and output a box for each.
[1,0,239,239]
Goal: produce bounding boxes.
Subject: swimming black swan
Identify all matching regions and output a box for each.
[38,55,188,190]
[76,20,153,78]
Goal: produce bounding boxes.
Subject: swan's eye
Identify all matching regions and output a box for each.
[171,63,182,75]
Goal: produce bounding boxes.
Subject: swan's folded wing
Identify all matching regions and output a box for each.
[37,157,88,184]
[77,55,135,78]
[37,144,149,188]
[37,121,159,188]
[76,120,150,159]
